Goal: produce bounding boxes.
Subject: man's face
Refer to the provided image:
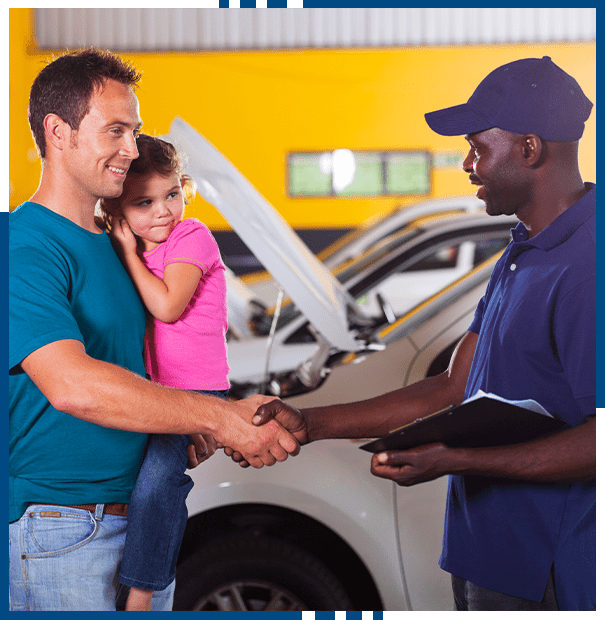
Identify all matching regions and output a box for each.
[463,128,530,217]
[63,79,142,202]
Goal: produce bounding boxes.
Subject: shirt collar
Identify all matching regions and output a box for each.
[511,182,596,250]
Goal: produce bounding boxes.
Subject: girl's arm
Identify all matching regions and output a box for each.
[123,257,201,323]
[111,218,202,323]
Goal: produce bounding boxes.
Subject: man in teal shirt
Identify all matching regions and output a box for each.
[9,48,300,611]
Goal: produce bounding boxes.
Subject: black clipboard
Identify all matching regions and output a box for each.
[360,396,568,453]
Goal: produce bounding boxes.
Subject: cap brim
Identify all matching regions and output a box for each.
[425,103,494,136]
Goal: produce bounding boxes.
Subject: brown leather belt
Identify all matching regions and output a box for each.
[28,502,128,517]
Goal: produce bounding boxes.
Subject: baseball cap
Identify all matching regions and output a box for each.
[424,56,593,141]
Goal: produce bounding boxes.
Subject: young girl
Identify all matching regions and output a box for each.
[100,134,230,611]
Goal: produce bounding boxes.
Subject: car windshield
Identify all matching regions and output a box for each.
[333,226,424,283]
[348,230,511,322]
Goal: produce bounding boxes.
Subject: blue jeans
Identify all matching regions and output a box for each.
[119,389,229,591]
[8,504,174,611]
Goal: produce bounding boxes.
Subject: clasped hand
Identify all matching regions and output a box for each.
[206,395,304,469]
[183,398,304,470]
[227,399,455,487]
[186,434,217,469]
[223,399,308,468]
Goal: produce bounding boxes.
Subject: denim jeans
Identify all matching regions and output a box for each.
[451,570,558,611]
[119,389,229,591]
[9,504,174,611]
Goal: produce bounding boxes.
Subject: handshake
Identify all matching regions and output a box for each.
[185,391,464,489]
[187,395,308,470]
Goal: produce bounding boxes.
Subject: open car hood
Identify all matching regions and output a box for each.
[165,117,367,352]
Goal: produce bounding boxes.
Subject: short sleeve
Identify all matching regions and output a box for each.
[9,241,83,372]
[467,251,508,335]
[553,275,596,419]
[162,219,220,274]
[468,295,485,335]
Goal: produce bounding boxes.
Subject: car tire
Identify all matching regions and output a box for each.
[173,533,355,611]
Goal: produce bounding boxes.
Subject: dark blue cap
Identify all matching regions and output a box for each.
[425,57,593,141]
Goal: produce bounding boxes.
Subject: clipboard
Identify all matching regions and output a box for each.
[359,396,568,453]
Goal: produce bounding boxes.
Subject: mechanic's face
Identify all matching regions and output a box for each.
[463,128,529,217]
[63,79,142,202]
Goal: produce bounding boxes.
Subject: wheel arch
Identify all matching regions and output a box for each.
[177,502,384,610]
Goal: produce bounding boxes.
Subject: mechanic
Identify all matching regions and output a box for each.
[247,56,596,611]
[9,48,300,612]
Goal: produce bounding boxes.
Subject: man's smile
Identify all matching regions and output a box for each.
[107,164,128,176]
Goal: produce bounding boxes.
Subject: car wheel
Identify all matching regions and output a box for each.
[173,533,355,611]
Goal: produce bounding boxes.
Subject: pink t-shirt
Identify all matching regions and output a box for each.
[142,218,230,390]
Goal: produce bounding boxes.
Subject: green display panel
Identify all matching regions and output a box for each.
[288,150,431,197]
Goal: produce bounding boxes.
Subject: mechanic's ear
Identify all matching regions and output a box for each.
[521,134,542,166]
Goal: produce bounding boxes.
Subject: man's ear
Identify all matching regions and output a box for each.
[521,133,543,167]
[43,113,71,153]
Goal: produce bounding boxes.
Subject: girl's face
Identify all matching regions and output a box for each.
[119,171,185,251]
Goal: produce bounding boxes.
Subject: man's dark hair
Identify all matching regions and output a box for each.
[28,48,141,158]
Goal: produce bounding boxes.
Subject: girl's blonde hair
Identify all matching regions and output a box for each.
[98,133,195,231]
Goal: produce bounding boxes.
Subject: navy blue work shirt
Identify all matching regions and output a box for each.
[439,184,596,610]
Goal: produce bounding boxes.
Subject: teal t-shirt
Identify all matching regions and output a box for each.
[9,202,148,523]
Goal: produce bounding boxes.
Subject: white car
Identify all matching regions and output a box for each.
[164,118,516,611]
[223,212,512,397]
[166,120,512,396]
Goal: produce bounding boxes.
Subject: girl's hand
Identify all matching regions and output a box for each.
[187,434,217,468]
[109,216,137,257]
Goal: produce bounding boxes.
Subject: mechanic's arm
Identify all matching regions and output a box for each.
[373,272,597,487]
[252,331,478,444]
[21,339,299,468]
[371,415,595,485]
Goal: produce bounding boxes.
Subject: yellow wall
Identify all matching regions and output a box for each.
[10,8,596,229]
